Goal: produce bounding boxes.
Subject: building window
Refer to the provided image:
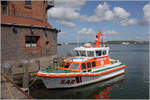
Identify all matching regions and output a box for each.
[25,35,41,49]
[1,1,8,15]
[25,0,31,8]
[45,38,50,48]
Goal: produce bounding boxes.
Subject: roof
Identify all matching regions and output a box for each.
[1,15,53,29]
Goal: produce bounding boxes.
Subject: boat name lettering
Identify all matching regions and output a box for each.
[60,79,76,85]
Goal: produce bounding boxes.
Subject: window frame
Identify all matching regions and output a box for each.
[70,63,79,70]
[96,50,102,56]
[2,1,8,15]
[87,51,94,57]
[45,38,50,48]
[24,34,42,51]
[92,61,96,67]
[25,0,31,8]
[103,50,106,56]
[80,51,86,57]
[64,62,71,68]
[81,63,86,70]
[87,62,91,69]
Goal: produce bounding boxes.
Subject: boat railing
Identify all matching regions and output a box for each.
[110,59,119,64]
[65,56,91,62]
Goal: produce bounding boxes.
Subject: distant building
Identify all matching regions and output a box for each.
[1,0,59,75]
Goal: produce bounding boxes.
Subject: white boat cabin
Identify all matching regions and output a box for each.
[74,44,109,58]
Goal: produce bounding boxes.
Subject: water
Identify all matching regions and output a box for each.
[30,44,149,99]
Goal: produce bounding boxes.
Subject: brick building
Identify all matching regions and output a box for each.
[1,0,59,76]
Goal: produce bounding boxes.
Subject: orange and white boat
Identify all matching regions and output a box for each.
[36,31,126,89]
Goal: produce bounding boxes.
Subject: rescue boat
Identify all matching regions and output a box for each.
[36,31,126,89]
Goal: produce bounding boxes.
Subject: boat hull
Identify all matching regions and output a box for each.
[41,69,125,89]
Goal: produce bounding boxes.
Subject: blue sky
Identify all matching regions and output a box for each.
[47,0,150,43]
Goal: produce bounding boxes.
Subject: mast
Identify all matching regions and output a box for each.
[95,32,103,47]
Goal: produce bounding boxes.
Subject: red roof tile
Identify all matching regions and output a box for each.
[1,15,53,29]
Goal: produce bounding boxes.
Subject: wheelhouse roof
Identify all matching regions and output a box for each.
[74,46,109,51]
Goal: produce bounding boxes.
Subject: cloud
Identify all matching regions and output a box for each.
[120,18,138,26]
[104,10,114,21]
[80,2,135,26]
[55,20,76,28]
[47,7,80,20]
[59,31,68,34]
[80,2,114,22]
[47,0,85,27]
[55,0,85,10]
[48,1,144,27]
[77,27,96,34]
[95,2,109,17]
[113,7,130,19]
[143,3,150,23]
[103,30,118,35]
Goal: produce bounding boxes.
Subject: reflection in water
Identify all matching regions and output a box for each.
[30,74,125,99]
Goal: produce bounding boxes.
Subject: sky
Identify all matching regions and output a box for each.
[47,0,150,43]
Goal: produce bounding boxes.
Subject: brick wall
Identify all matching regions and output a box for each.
[1,25,57,62]
[8,1,47,22]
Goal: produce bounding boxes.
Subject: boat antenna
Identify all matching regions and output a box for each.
[102,33,105,46]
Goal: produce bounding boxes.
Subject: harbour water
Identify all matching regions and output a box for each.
[30,44,149,99]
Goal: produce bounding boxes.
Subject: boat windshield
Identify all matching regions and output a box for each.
[59,62,79,70]
[87,51,94,57]
[75,51,80,56]
[59,62,71,68]
[70,63,79,69]
[80,51,86,56]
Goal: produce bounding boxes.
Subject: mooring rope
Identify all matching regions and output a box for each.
[2,75,14,99]
[1,72,33,99]
[29,75,37,87]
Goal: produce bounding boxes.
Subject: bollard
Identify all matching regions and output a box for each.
[35,60,40,70]
[21,60,29,89]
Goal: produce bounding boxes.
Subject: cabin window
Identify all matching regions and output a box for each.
[64,63,71,68]
[87,51,94,57]
[80,51,86,56]
[92,61,96,67]
[25,0,31,8]
[70,63,79,69]
[59,62,65,67]
[103,50,106,55]
[81,63,86,70]
[96,50,102,56]
[75,51,80,56]
[87,62,91,69]
[25,36,41,48]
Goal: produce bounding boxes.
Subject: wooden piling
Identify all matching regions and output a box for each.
[22,60,29,89]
